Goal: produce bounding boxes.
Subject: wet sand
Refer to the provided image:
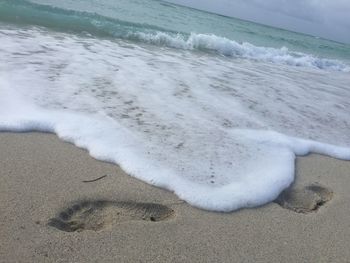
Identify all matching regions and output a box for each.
[1,132,350,262]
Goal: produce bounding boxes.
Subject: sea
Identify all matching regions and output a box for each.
[1,0,350,211]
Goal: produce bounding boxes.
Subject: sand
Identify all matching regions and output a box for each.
[1,132,350,262]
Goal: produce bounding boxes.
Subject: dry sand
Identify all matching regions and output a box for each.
[1,132,350,262]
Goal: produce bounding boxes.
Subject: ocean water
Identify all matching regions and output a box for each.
[1,0,350,211]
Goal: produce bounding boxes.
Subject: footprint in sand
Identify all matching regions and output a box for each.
[275,184,333,213]
[48,200,175,232]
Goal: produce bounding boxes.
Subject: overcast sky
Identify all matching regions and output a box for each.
[167,0,350,44]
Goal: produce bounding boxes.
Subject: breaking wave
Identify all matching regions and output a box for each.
[1,0,349,71]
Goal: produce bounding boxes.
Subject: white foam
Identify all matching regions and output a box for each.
[1,26,350,211]
[130,32,350,72]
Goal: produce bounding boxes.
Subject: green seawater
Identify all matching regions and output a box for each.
[1,0,350,62]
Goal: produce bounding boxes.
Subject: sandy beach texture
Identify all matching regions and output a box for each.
[1,132,350,262]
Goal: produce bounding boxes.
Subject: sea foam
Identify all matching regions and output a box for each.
[1,26,350,211]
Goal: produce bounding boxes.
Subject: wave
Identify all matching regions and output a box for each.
[0,0,349,71]
[130,32,350,71]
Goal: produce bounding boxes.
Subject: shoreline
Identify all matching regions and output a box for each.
[1,132,350,262]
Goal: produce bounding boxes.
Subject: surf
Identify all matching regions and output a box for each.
[1,0,349,71]
[1,26,350,211]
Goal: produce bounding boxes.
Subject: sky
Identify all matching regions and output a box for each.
[167,0,350,44]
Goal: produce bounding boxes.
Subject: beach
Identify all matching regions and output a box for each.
[2,0,350,262]
[1,132,350,262]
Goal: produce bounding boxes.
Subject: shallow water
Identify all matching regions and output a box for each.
[1,0,350,211]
